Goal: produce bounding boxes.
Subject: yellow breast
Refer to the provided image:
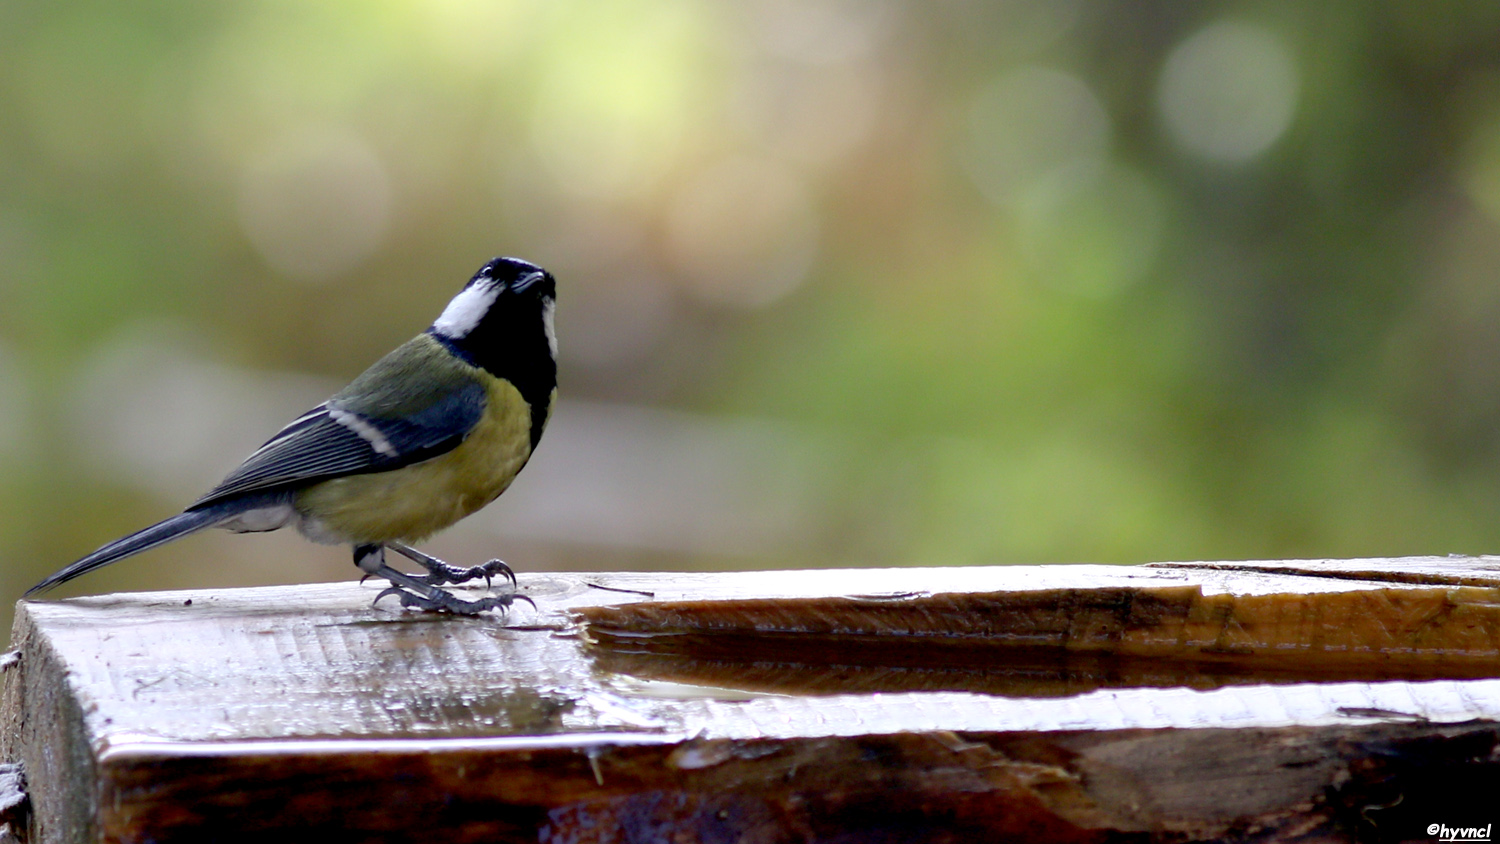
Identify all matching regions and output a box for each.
[294,378,549,544]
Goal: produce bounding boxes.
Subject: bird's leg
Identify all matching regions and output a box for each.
[355,543,394,586]
[387,541,516,590]
[354,543,387,580]
[354,543,528,616]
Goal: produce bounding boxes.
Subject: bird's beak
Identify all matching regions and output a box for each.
[512,271,546,293]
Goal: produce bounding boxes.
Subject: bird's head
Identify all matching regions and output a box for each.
[430,257,557,380]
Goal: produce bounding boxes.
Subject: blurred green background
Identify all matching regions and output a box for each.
[5,1,1500,631]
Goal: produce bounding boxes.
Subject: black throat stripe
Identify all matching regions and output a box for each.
[426,328,555,449]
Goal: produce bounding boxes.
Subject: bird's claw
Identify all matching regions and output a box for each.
[372,583,526,616]
[366,545,530,616]
[420,557,516,589]
[387,543,515,589]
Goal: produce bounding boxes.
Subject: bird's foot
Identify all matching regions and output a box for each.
[366,560,533,617]
[420,558,515,588]
[374,584,530,616]
[388,542,516,589]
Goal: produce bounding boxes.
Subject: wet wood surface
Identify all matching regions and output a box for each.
[4,557,1500,842]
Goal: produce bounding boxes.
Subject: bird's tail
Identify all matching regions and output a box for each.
[26,508,231,596]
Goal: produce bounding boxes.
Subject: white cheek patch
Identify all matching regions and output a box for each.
[542,297,558,358]
[432,281,500,338]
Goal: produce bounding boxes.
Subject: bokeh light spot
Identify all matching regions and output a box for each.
[527,3,702,202]
[237,127,393,283]
[1157,20,1299,163]
[963,66,1110,205]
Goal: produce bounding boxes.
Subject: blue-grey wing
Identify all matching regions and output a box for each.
[191,380,487,509]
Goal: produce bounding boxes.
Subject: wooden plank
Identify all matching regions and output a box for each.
[1151,554,1500,587]
[4,558,1500,841]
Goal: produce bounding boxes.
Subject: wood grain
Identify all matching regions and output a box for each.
[3,558,1500,842]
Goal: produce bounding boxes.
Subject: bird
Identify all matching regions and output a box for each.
[27,256,557,615]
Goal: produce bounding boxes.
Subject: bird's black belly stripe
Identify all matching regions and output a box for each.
[426,328,555,449]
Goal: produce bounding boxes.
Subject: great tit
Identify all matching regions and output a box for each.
[28,257,558,615]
